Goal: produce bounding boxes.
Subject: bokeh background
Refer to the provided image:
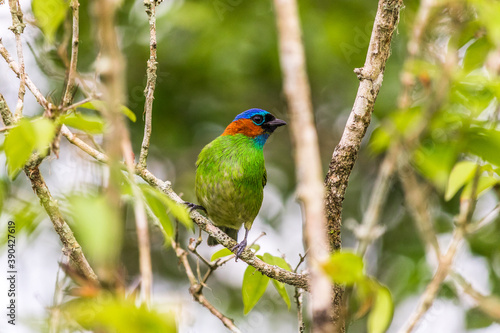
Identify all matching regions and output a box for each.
[0,0,499,332]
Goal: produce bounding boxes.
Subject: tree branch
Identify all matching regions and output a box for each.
[273,0,332,331]
[61,0,80,107]
[24,167,99,284]
[8,0,26,120]
[138,0,159,169]
[324,0,403,253]
[0,39,50,110]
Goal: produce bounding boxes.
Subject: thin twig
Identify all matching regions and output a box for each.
[171,239,242,333]
[0,93,14,126]
[138,0,159,169]
[399,166,481,333]
[61,0,80,107]
[0,39,50,110]
[8,0,26,120]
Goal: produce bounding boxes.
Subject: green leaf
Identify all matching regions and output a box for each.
[461,175,499,200]
[321,252,364,286]
[367,284,394,333]
[32,0,68,43]
[465,307,494,330]
[242,266,270,314]
[466,128,500,167]
[262,253,291,308]
[68,195,121,266]
[61,113,105,134]
[4,118,55,178]
[4,118,35,178]
[79,101,136,122]
[262,253,292,271]
[463,38,493,72]
[445,161,477,201]
[210,248,233,261]
[139,185,192,232]
[141,185,173,238]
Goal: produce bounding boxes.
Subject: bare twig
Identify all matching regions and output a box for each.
[355,146,398,256]
[399,167,481,333]
[0,93,14,126]
[138,0,159,169]
[0,39,50,110]
[8,0,26,120]
[273,0,332,331]
[172,240,242,333]
[61,0,80,107]
[451,271,500,320]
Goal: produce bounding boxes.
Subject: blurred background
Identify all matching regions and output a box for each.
[0,0,499,332]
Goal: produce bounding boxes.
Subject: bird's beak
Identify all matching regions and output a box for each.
[262,118,287,132]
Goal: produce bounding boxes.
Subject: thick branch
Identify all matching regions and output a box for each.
[324,0,403,252]
[273,0,332,331]
[25,167,98,284]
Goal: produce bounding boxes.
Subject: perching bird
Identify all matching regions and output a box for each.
[193,108,286,259]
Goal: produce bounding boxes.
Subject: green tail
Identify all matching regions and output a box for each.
[208,227,239,246]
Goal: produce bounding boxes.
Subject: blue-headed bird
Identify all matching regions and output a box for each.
[192,109,286,259]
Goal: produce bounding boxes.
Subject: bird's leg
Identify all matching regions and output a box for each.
[232,228,249,262]
[184,201,207,213]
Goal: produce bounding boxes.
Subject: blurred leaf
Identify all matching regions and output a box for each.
[369,127,392,154]
[461,175,499,200]
[68,195,121,266]
[250,244,261,252]
[414,143,458,190]
[475,0,500,47]
[466,307,494,330]
[262,253,291,309]
[210,248,233,261]
[32,0,68,43]
[367,284,394,333]
[79,101,136,122]
[4,118,55,179]
[60,113,105,134]
[463,38,493,72]
[139,185,192,232]
[321,252,364,286]
[64,296,177,333]
[466,127,500,167]
[242,266,270,314]
[141,185,173,238]
[445,161,477,201]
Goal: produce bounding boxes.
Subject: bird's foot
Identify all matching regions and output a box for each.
[231,239,247,262]
[184,201,207,213]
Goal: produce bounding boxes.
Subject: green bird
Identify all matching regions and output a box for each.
[192,108,286,259]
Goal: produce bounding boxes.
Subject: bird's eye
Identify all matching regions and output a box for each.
[251,115,264,125]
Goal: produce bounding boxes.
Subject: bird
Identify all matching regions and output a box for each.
[191,108,286,259]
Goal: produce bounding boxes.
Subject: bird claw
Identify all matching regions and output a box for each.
[184,201,207,213]
[231,239,247,262]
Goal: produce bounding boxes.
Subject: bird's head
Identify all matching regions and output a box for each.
[222,109,287,148]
